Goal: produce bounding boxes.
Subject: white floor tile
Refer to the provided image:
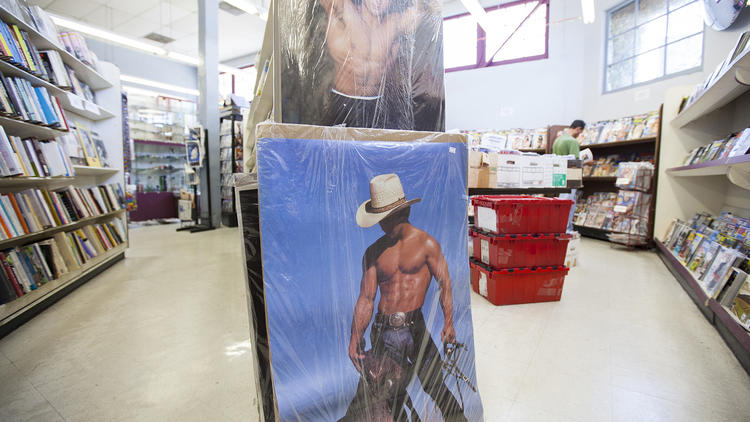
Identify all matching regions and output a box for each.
[0,227,748,421]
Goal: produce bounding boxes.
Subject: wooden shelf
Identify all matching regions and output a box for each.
[0,243,126,329]
[655,239,750,374]
[0,209,124,250]
[0,5,111,90]
[581,137,657,150]
[469,187,573,196]
[72,165,120,176]
[0,175,74,188]
[582,176,617,182]
[0,59,115,121]
[519,148,546,153]
[673,48,750,128]
[0,115,67,138]
[667,154,750,177]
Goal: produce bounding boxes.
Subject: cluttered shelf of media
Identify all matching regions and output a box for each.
[0,241,127,322]
[0,2,110,90]
[666,127,750,177]
[0,6,115,121]
[673,34,750,128]
[573,162,656,246]
[0,182,125,246]
[657,212,750,342]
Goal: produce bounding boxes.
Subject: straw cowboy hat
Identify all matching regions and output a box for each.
[356,174,421,228]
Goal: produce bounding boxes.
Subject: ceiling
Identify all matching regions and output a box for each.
[27,0,267,65]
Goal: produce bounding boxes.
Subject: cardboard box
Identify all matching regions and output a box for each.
[521,155,547,188]
[497,154,523,188]
[567,159,583,188]
[469,150,498,188]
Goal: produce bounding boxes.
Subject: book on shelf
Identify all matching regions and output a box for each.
[0,218,126,305]
[57,31,98,71]
[0,73,67,128]
[662,213,750,300]
[729,272,750,330]
[0,183,124,242]
[0,127,75,178]
[680,128,750,166]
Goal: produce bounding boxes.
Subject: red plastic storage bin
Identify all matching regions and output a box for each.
[471,195,574,234]
[470,228,571,269]
[469,259,568,306]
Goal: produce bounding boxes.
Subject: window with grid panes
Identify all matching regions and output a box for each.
[605,0,704,92]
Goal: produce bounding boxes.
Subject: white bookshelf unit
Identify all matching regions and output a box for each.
[0,5,127,337]
[654,49,750,374]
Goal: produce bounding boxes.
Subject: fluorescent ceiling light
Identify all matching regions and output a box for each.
[51,15,249,75]
[121,75,199,96]
[50,15,167,55]
[581,0,595,24]
[122,85,189,100]
[223,0,259,15]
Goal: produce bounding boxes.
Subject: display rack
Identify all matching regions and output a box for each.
[653,51,750,374]
[220,106,244,227]
[573,107,663,244]
[655,240,750,373]
[0,5,127,337]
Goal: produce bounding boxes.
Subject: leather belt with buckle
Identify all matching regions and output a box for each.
[389,312,406,327]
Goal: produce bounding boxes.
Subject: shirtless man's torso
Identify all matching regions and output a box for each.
[320,0,418,97]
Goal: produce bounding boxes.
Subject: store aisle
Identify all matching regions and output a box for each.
[0,225,257,421]
[0,225,749,421]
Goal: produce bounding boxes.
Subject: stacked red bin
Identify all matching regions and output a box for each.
[469,196,574,306]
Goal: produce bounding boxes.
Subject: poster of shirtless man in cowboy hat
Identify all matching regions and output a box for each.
[252,128,482,421]
[338,173,468,422]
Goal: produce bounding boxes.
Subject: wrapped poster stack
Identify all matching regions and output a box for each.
[469,196,574,306]
[608,162,655,246]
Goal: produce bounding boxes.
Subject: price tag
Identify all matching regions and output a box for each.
[479,272,488,297]
[67,92,84,110]
[480,239,490,264]
[84,101,100,115]
[616,177,629,185]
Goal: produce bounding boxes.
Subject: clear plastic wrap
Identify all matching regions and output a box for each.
[277,0,445,131]
[239,122,483,421]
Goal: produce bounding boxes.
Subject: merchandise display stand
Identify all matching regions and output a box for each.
[0,5,127,337]
[653,46,750,375]
[190,128,215,233]
[573,106,663,244]
[219,106,243,227]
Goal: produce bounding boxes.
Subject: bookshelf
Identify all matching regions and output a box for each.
[0,4,126,336]
[655,240,750,373]
[574,106,663,244]
[0,4,111,90]
[0,243,126,335]
[666,154,750,177]
[672,48,750,128]
[653,48,750,373]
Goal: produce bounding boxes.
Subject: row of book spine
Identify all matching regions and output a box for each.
[0,12,96,104]
[0,125,74,177]
[0,217,127,306]
[0,71,67,129]
[0,183,124,241]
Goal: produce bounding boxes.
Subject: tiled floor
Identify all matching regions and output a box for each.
[1,225,749,421]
